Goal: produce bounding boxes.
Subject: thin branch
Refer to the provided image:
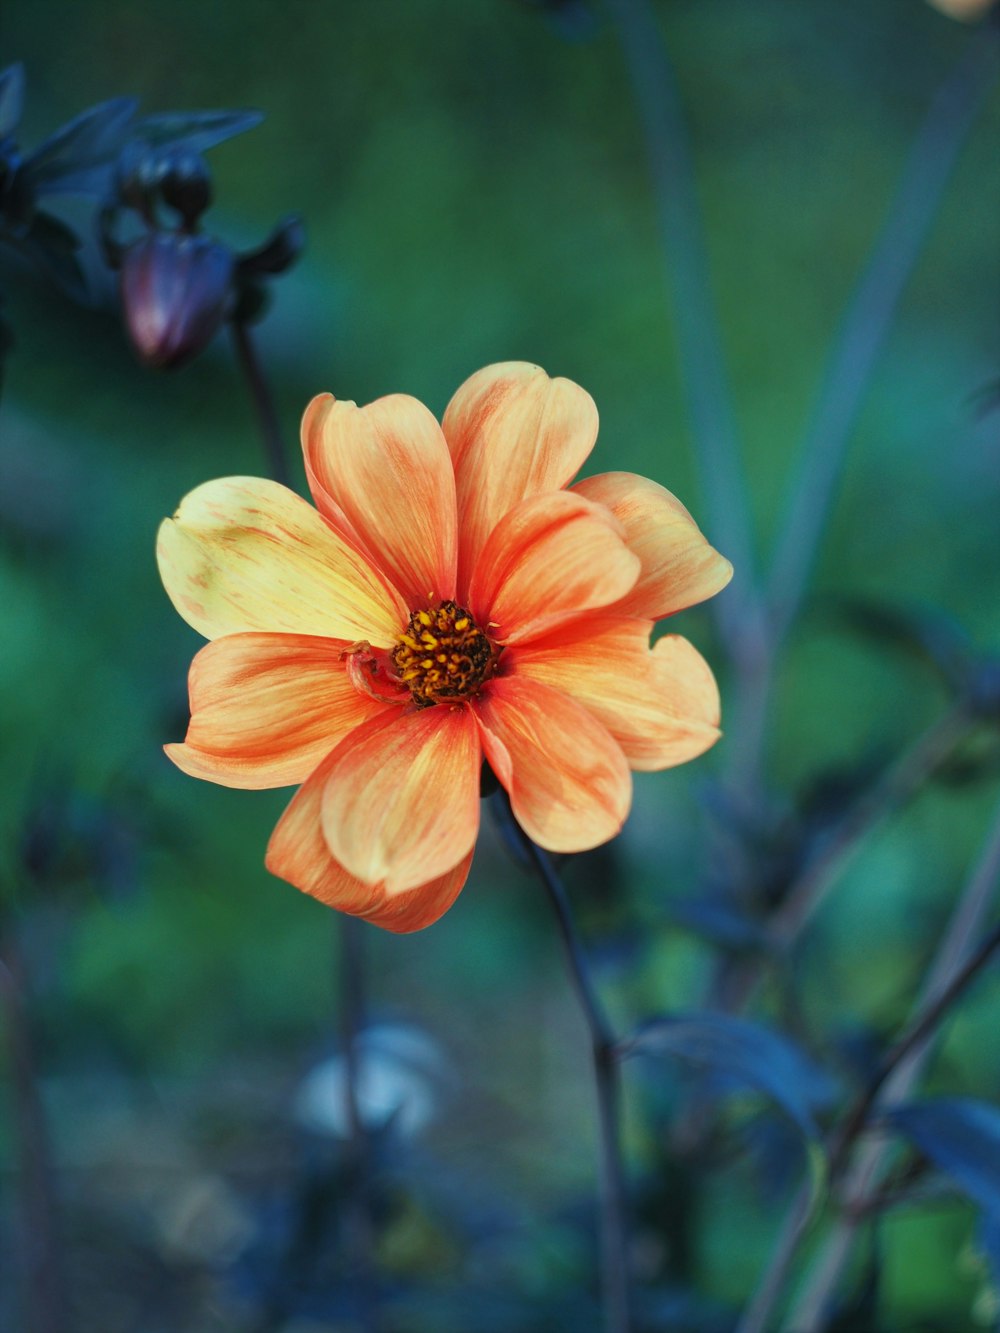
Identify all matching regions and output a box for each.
[784,786,1000,1332]
[831,918,1000,1175]
[508,810,631,1333]
[767,31,999,645]
[229,318,292,489]
[718,703,973,1017]
[604,0,767,663]
[230,327,375,1321]
[735,1180,814,1333]
[768,706,973,949]
[339,916,378,1329]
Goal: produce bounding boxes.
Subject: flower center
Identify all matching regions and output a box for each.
[392,601,495,707]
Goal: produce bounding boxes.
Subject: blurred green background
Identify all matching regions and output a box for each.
[1,1,998,1329]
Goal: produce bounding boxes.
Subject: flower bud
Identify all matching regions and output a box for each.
[159,148,212,229]
[120,231,233,368]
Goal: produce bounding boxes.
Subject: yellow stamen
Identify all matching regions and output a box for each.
[391,600,497,708]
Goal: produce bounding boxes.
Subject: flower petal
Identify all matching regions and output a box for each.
[164,632,395,789]
[302,392,458,607]
[505,618,721,772]
[157,477,407,644]
[474,675,631,854]
[442,362,599,588]
[572,472,732,619]
[320,705,481,894]
[467,490,640,644]
[266,752,474,932]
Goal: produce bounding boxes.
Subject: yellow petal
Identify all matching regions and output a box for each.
[474,675,631,853]
[572,472,732,619]
[320,705,481,894]
[442,362,599,590]
[266,752,474,932]
[302,392,458,607]
[467,490,640,644]
[506,618,721,772]
[165,632,395,789]
[157,477,407,644]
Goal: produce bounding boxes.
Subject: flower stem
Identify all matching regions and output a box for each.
[738,786,1000,1333]
[767,30,999,646]
[717,702,973,1016]
[230,322,376,1320]
[339,915,378,1329]
[604,0,767,665]
[735,1180,814,1333]
[508,812,631,1333]
[783,787,1000,1332]
[229,318,292,489]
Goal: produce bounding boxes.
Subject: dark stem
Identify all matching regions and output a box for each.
[784,788,1000,1331]
[0,927,71,1333]
[339,915,378,1329]
[735,1180,813,1333]
[229,318,292,488]
[742,803,1000,1333]
[604,0,767,666]
[508,812,631,1333]
[231,327,375,1320]
[830,919,1000,1177]
[716,703,973,1018]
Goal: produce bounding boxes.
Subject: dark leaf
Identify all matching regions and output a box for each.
[667,896,770,952]
[976,1210,1000,1289]
[130,108,262,157]
[0,62,25,139]
[23,95,137,193]
[833,596,973,693]
[886,1098,1000,1217]
[620,1012,836,1139]
[0,209,88,302]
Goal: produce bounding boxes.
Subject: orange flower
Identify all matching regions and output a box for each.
[158,363,732,931]
[925,0,997,19]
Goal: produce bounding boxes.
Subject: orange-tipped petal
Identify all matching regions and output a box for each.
[467,490,640,644]
[506,617,721,772]
[266,752,474,932]
[442,362,599,588]
[571,472,732,620]
[302,392,458,606]
[474,675,631,854]
[164,633,396,789]
[157,477,407,644]
[319,705,481,894]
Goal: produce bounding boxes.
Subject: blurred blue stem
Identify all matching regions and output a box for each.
[510,814,632,1333]
[231,325,376,1319]
[605,0,767,667]
[230,317,292,489]
[784,785,1000,1332]
[743,785,1000,1333]
[768,29,999,646]
[339,914,378,1328]
[716,702,974,1018]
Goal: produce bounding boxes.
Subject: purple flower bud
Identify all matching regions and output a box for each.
[120,231,233,369]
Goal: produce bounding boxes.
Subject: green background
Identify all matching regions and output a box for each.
[1,1,998,1329]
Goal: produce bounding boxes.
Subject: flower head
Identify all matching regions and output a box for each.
[158,363,733,931]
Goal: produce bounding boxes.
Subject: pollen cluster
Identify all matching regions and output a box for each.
[392,601,495,707]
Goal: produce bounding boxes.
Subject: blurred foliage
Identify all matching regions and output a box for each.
[0,1,998,1330]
